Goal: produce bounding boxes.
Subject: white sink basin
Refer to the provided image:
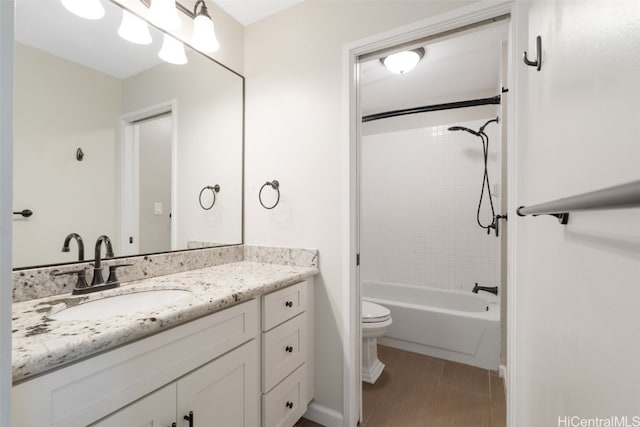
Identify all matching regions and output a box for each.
[50,289,192,321]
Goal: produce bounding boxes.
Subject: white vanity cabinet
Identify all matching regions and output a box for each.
[12,299,259,427]
[260,279,314,427]
[11,279,315,427]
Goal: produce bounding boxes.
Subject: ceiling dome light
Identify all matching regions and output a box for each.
[381,47,425,74]
[60,0,105,20]
[118,10,152,45]
[158,34,188,65]
[191,1,219,53]
[149,0,182,30]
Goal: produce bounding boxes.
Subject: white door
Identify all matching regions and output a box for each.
[513,0,640,425]
[137,114,173,254]
[90,384,176,427]
[176,340,259,427]
[120,105,176,257]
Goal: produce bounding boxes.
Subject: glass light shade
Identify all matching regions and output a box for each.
[60,0,105,20]
[149,0,181,30]
[382,50,421,74]
[158,34,188,65]
[191,14,220,53]
[118,11,152,45]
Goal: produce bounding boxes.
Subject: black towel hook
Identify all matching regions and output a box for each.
[259,180,280,209]
[523,35,542,71]
[13,209,33,218]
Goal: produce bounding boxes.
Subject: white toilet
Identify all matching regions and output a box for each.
[361,301,393,384]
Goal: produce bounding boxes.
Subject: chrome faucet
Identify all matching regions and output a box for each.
[62,233,85,261]
[91,235,115,286]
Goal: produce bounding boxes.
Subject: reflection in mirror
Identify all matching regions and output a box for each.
[13,0,243,269]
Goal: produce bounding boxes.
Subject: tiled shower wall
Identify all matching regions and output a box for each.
[360,118,500,292]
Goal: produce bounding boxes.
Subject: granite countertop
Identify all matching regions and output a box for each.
[12,261,318,383]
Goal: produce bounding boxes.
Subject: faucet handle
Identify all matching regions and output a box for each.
[52,268,89,291]
[106,264,134,285]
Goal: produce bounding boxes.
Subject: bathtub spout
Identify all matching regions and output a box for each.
[472,283,498,295]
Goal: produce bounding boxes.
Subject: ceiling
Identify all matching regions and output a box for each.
[360,22,509,117]
[16,0,508,104]
[215,0,303,26]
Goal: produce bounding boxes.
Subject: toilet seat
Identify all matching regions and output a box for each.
[362,301,391,323]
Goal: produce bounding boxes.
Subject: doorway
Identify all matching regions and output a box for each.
[346,6,515,425]
[120,102,177,256]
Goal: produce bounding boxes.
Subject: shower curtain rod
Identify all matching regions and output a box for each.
[361,95,501,123]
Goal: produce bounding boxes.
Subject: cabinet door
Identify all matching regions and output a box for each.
[90,384,176,427]
[177,340,259,427]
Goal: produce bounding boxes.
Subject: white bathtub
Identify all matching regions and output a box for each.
[362,280,499,370]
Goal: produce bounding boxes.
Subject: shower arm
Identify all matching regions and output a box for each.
[478,117,499,135]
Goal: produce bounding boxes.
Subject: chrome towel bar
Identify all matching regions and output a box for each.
[517,180,640,224]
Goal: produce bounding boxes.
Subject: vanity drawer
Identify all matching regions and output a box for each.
[262,364,307,427]
[262,312,307,392]
[262,281,307,331]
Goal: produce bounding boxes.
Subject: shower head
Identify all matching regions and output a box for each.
[447,126,480,136]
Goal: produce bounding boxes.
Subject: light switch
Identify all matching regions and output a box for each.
[154,202,163,215]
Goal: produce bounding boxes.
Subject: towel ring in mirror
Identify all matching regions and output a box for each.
[199,184,220,210]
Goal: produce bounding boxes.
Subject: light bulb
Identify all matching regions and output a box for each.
[158,34,188,65]
[191,14,219,53]
[149,0,181,30]
[118,10,152,45]
[382,50,423,74]
[60,0,105,20]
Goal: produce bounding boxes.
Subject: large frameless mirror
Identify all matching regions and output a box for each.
[13,0,243,269]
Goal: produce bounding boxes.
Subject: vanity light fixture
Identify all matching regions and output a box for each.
[381,47,425,74]
[158,33,188,65]
[191,0,219,53]
[117,10,153,45]
[149,0,182,30]
[60,0,105,20]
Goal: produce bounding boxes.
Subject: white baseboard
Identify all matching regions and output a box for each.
[304,401,344,427]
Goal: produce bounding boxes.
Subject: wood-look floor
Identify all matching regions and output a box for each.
[294,417,325,426]
[297,344,506,427]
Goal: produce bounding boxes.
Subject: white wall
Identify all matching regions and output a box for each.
[122,50,243,250]
[514,0,640,424]
[244,0,477,420]
[361,116,500,292]
[13,43,121,267]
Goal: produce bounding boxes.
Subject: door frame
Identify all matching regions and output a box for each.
[0,1,14,424]
[342,1,526,425]
[120,100,178,256]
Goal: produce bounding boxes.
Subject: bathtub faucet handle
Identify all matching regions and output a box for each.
[472,283,498,295]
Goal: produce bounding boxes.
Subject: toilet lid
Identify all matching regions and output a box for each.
[362,301,391,323]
